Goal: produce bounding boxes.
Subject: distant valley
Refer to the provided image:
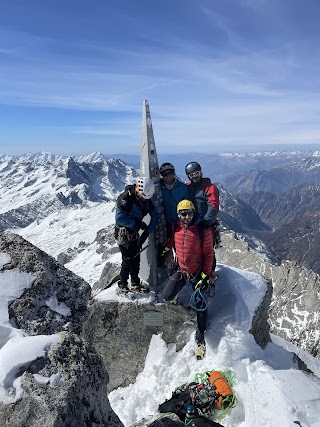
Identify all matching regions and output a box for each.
[221,152,320,273]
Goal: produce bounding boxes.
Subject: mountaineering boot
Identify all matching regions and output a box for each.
[129,278,144,291]
[195,340,206,360]
[195,331,206,360]
[117,280,129,293]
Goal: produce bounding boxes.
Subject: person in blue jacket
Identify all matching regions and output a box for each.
[159,162,190,236]
[115,177,158,291]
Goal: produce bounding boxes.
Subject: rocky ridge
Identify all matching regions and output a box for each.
[0,233,122,427]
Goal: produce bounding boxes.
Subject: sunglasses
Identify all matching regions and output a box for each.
[162,171,175,177]
[178,210,194,217]
[188,171,201,179]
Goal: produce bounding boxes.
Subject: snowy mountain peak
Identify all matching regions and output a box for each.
[76,152,106,164]
[19,151,65,165]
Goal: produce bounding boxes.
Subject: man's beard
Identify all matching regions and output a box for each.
[164,178,177,190]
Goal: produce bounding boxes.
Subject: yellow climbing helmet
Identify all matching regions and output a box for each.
[177,199,195,213]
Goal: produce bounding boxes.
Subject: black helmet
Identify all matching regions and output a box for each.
[160,162,175,177]
[185,162,201,176]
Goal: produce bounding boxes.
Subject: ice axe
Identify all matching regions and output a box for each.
[134,244,149,258]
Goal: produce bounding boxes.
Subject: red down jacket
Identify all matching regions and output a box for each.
[172,221,214,276]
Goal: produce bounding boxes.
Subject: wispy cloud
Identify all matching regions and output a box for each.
[0,1,320,154]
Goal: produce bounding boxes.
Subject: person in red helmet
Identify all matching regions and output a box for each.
[185,162,219,271]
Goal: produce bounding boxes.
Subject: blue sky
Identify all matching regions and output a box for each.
[1,0,320,155]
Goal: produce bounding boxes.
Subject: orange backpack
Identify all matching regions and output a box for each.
[208,371,235,410]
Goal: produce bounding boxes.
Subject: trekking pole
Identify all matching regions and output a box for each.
[134,244,149,258]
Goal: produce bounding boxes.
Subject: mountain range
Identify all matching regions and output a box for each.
[2,149,320,275]
[221,152,320,273]
[105,150,314,182]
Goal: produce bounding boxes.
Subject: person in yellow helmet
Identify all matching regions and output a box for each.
[161,199,215,358]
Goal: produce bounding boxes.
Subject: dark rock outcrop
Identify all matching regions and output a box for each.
[0,233,122,426]
[92,261,120,296]
[0,332,123,427]
[0,233,91,335]
[131,413,184,426]
[82,301,196,391]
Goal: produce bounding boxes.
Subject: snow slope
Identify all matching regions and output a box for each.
[15,201,116,284]
[98,265,320,427]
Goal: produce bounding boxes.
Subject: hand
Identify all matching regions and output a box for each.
[134,220,142,231]
[137,229,149,248]
[140,221,148,230]
[161,246,171,257]
[199,220,210,229]
[195,272,209,290]
[134,220,147,231]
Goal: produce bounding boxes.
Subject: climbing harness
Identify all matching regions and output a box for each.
[115,225,138,248]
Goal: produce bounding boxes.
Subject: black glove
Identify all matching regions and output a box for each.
[135,220,148,231]
[137,229,149,248]
[195,272,210,290]
[140,221,148,230]
[134,220,142,231]
[199,220,210,230]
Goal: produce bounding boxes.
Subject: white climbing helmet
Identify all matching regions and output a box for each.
[137,177,155,199]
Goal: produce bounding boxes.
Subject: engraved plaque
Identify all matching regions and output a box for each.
[143,311,164,327]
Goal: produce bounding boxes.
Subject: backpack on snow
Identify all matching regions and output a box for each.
[158,382,225,426]
[158,371,236,424]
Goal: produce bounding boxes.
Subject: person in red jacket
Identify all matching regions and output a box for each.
[185,162,220,270]
[161,199,215,358]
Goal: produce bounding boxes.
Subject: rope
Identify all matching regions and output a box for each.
[194,372,210,384]
[194,369,238,420]
[189,287,208,312]
[212,370,237,420]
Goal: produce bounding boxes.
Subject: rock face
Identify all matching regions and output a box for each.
[82,301,197,391]
[0,233,90,335]
[263,209,320,274]
[92,261,120,296]
[0,333,123,427]
[217,231,320,359]
[0,233,122,427]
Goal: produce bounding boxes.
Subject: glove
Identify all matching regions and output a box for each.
[161,246,171,257]
[140,221,148,230]
[134,220,142,231]
[199,220,210,230]
[137,229,149,248]
[134,220,147,231]
[195,272,209,290]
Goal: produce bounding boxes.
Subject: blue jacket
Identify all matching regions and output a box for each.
[161,179,190,224]
[115,184,158,234]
